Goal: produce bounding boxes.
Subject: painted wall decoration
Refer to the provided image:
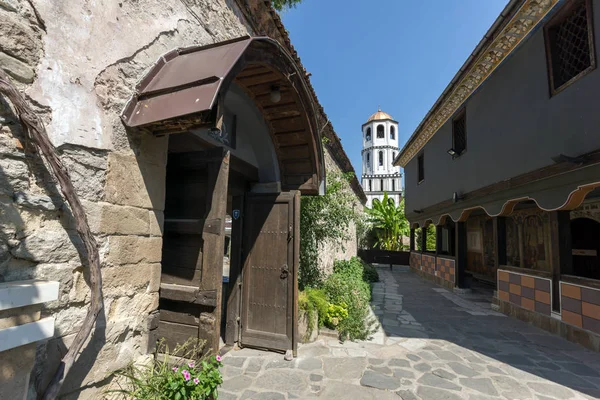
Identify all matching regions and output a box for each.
[523,215,547,271]
[467,230,482,252]
[506,217,521,267]
[484,219,496,268]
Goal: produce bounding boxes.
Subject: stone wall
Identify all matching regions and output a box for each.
[0,1,364,398]
[315,150,363,276]
[0,1,252,398]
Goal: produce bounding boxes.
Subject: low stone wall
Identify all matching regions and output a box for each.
[497,299,600,352]
[560,280,600,335]
[435,257,456,287]
[409,252,455,290]
[497,269,552,316]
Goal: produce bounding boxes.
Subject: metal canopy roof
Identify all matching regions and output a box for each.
[120,36,325,195]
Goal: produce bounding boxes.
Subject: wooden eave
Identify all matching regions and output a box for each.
[121,36,325,195]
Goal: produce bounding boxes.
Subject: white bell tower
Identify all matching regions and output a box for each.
[361,107,402,208]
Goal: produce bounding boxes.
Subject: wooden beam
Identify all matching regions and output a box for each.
[550,211,573,312]
[495,217,507,268]
[160,284,218,307]
[455,222,468,288]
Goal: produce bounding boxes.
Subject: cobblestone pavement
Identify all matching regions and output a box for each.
[219,266,600,400]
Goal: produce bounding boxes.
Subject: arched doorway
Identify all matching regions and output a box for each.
[571,218,600,280]
[121,37,325,356]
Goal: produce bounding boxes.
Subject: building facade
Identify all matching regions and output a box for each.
[0,1,365,398]
[361,109,403,207]
[396,0,600,351]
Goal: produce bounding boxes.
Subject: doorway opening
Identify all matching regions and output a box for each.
[571,217,600,280]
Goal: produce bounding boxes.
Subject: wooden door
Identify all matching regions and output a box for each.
[240,191,299,353]
[158,147,230,355]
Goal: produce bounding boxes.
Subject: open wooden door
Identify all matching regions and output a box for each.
[158,147,230,355]
[240,191,300,353]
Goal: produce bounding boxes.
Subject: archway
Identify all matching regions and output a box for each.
[122,37,326,356]
[571,218,600,279]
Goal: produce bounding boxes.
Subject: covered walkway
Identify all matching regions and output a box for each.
[219,267,600,399]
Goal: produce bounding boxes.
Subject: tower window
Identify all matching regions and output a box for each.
[452,110,467,156]
[545,0,596,95]
[378,151,383,166]
[418,153,425,183]
[366,153,370,168]
[381,179,384,191]
[392,152,396,161]
[392,179,395,191]
[390,126,395,140]
[369,180,372,191]
[377,125,384,138]
[366,127,371,141]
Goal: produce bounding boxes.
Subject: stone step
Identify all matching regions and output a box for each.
[318,327,338,339]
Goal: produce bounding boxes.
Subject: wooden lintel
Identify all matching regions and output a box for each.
[160,284,218,307]
[203,218,223,235]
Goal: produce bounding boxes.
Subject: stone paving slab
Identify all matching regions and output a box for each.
[220,267,600,399]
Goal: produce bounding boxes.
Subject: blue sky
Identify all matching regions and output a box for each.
[281,0,509,180]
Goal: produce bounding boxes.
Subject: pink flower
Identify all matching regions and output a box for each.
[215,355,222,362]
[188,361,195,368]
[182,370,191,381]
[172,367,178,372]
[193,378,200,385]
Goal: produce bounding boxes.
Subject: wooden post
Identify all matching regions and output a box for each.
[410,228,415,251]
[494,217,507,268]
[550,211,572,312]
[455,221,468,288]
[436,225,442,255]
[421,226,428,253]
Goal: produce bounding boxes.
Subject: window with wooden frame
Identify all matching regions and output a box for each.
[544,0,596,95]
[452,110,467,156]
[417,153,425,183]
[377,125,384,138]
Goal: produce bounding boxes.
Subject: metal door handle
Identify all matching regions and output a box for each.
[280,264,289,279]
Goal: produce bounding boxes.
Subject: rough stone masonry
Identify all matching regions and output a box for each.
[0,1,363,398]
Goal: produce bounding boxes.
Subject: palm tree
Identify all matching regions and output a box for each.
[365,193,410,251]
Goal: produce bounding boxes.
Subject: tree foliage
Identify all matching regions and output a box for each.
[365,194,410,251]
[271,0,303,11]
[416,224,437,252]
[299,171,357,289]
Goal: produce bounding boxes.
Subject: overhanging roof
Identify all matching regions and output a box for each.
[121,36,325,195]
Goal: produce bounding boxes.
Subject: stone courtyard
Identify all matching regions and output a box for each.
[219,266,600,400]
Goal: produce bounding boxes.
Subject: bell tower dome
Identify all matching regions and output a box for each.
[361,107,402,207]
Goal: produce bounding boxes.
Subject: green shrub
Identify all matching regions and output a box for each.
[333,256,379,284]
[298,288,329,340]
[323,272,376,341]
[332,257,364,280]
[362,262,379,283]
[324,302,348,328]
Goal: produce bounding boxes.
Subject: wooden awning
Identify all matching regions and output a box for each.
[121,36,324,195]
[408,155,600,228]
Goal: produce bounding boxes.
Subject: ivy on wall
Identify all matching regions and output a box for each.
[299,171,357,289]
